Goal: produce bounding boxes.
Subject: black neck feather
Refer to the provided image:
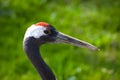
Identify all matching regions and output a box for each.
[23,37,56,80]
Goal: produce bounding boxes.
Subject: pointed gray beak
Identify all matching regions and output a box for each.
[56,32,99,51]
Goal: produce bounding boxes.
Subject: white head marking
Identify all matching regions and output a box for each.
[24,25,47,40]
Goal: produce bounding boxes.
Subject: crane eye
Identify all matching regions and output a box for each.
[44,29,51,35]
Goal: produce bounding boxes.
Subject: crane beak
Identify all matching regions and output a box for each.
[55,32,99,51]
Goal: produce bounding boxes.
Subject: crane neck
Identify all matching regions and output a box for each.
[23,37,56,80]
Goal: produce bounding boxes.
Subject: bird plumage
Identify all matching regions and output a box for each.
[23,22,99,80]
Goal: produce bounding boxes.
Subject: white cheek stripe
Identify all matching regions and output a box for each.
[24,25,46,40]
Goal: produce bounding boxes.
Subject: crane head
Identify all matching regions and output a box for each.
[24,22,99,51]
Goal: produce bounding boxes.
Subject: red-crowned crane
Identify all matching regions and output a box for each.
[23,22,99,80]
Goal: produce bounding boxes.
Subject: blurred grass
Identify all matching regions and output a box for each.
[0,0,120,80]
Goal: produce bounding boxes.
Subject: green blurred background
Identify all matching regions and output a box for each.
[0,0,120,80]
